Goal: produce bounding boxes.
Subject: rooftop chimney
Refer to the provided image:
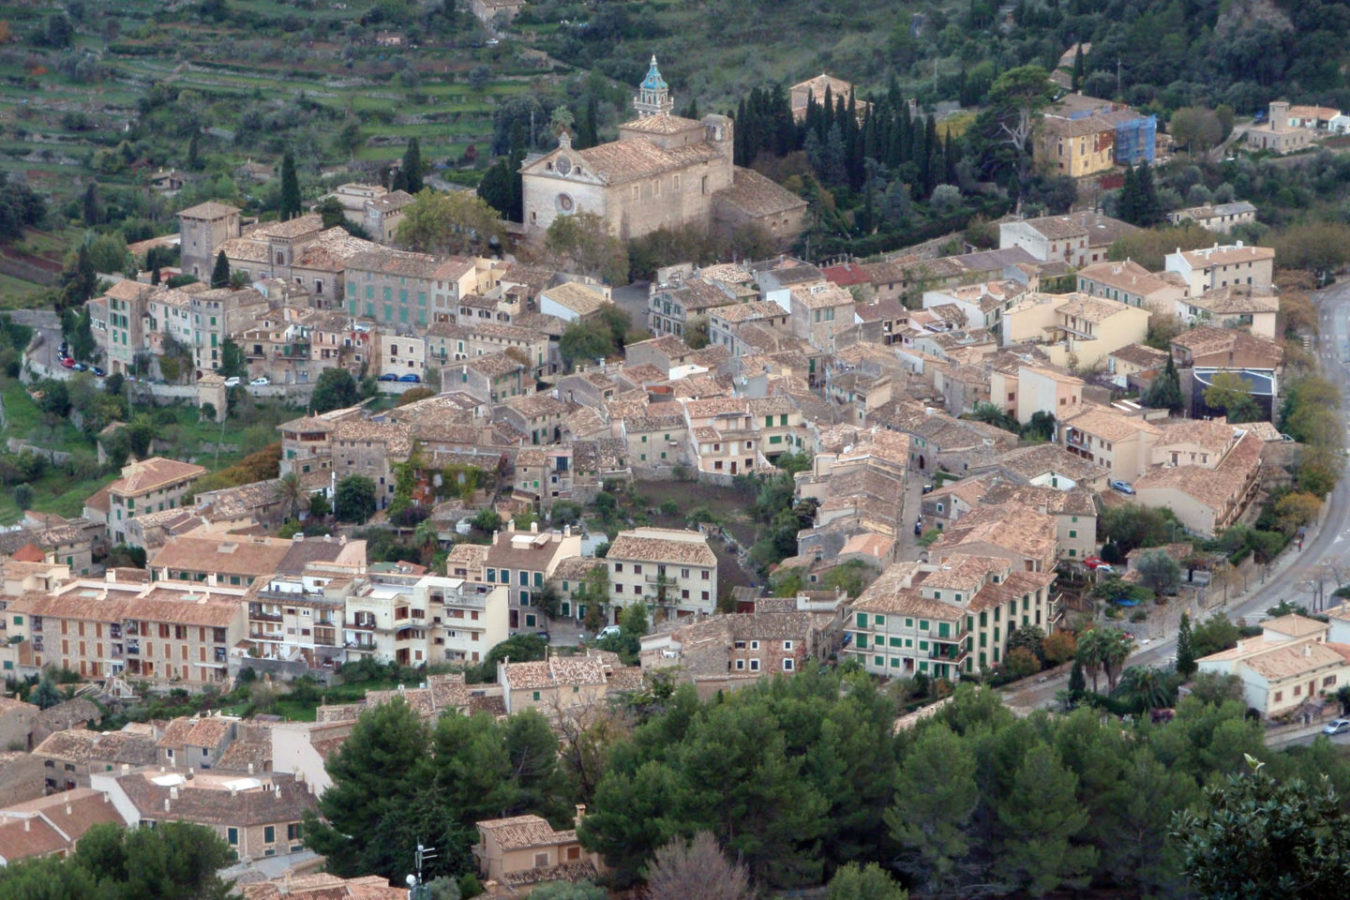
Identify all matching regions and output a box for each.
[169,787,179,800]
[574,804,587,826]
[248,763,254,775]
[164,797,172,812]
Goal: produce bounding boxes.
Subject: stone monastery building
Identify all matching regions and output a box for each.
[521,57,807,245]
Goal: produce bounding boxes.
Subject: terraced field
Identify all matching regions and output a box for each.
[0,0,566,278]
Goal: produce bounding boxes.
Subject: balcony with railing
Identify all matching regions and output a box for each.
[928,640,969,666]
[249,604,283,623]
[249,628,285,642]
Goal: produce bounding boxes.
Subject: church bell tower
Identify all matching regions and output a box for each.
[634,55,674,118]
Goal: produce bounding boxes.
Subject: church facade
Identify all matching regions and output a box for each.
[521,57,807,247]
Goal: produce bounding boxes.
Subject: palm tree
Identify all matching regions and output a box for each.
[414,519,440,566]
[276,472,305,522]
[1075,629,1110,694]
[1102,630,1136,693]
[1116,665,1172,711]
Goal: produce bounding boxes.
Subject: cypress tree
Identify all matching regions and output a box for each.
[1176,612,1197,678]
[1072,44,1085,92]
[151,266,161,286]
[1068,657,1086,697]
[188,132,201,171]
[1118,165,1139,224]
[279,152,301,221]
[211,250,230,289]
[580,94,599,149]
[82,183,99,227]
[1136,161,1161,226]
[402,138,423,195]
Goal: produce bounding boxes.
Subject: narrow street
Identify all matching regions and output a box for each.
[1003,279,1350,711]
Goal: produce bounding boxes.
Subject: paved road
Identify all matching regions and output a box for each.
[1004,279,1350,711]
[612,281,651,334]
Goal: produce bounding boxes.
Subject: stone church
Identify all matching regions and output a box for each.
[521,57,807,245]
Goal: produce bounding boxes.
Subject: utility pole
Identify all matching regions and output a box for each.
[1116,58,1122,97]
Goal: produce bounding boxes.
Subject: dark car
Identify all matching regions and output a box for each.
[72,362,89,372]
[377,373,399,382]
[92,366,106,377]
[535,630,551,643]
[398,373,421,383]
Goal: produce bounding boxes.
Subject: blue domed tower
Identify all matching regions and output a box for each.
[633,55,674,118]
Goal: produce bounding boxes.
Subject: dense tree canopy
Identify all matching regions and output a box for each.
[0,822,236,900]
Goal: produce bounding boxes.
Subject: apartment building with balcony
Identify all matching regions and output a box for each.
[605,528,718,621]
[1059,403,1162,483]
[846,555,1058,679]
[343,571,509,666]
[244,536,368,668]
[5,574,247,686]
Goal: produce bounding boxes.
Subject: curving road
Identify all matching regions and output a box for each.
[1003,279,1350,710]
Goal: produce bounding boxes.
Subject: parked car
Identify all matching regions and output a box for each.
[250,376,270,386]
[1095,564,1115,575]
[1324,718,1350,735]
[377,373,399,382]
[1110,480,1135,495]
[59,357,75,369]
[535,630,551,643]
[72,362,88,372]
[224,376,241,387]
[91,366,106,377]
[398,373,421,383]
[597,624,622,639]
[1083,556,1106,569]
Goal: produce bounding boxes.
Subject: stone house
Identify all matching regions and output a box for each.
[1164,243,1275,295]
[445,351,528,404]
[1076,259,1189,311]
[1167,201,1258,234]
[178,201,241,281]
[498,656,608,716]
[482,522,584,631]
[94,769,316,863]
[31,726,158,792]
[0,788,126,866]
[473,811,600,889]
[101,457,208,547]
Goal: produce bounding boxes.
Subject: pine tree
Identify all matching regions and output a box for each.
[402,138,424,195]
[1175,612,1197,678]
[279,152,301,221]
[210,250,230,289]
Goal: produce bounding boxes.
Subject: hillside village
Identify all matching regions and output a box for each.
[3,26,1350,900]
